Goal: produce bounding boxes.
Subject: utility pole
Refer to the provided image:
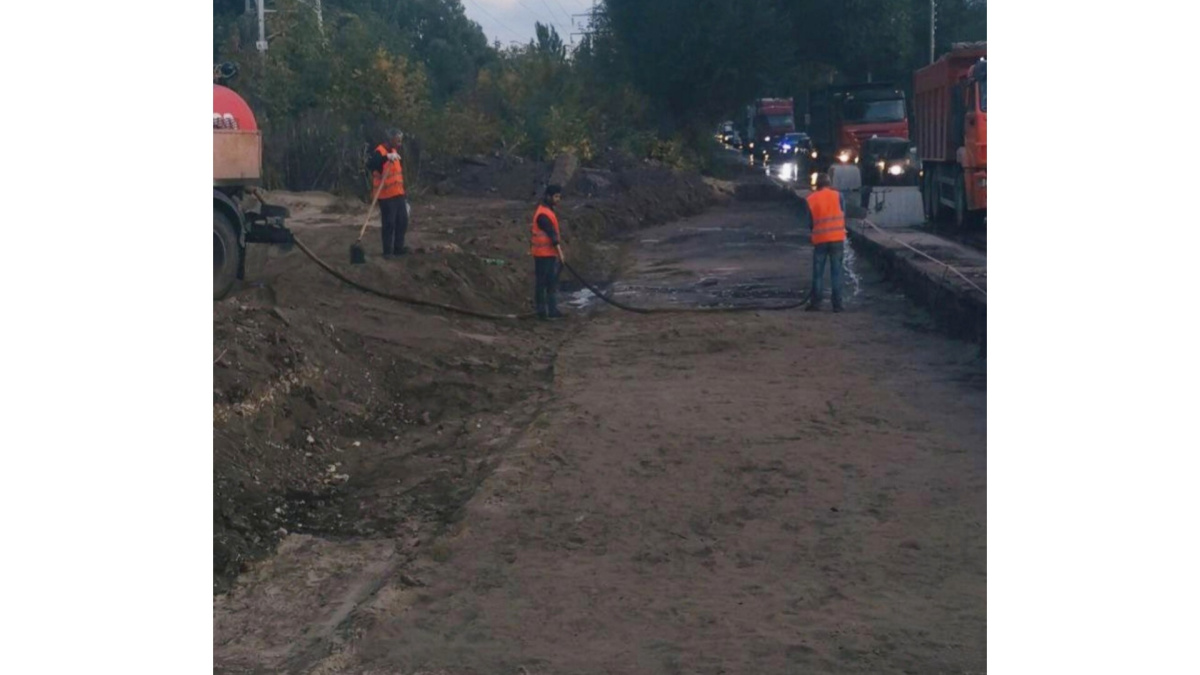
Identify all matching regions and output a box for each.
[256,0,268,55]
[930,0,937,64]
[569,0,600,44]
[247,0,323,56]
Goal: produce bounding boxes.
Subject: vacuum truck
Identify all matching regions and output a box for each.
[212,63,293,299]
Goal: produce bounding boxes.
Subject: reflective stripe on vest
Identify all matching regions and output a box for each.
[372,145,405,199]
[806,188,846,245]
[531,204,560,257]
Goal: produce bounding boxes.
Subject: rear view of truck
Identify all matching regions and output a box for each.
[913,42,987,226]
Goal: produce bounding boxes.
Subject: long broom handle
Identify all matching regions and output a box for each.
[356,166,391,243]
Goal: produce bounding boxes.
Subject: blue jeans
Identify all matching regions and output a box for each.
[811,241,844,309]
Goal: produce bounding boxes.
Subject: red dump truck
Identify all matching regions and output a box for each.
[743,98,796,159]
[807,83,909,170]
[213,65,293,299]
[913,42,987,226]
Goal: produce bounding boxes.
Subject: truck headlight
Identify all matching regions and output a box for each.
[810,150,818,159]
[837,149,852,163]
[765,136,771,142]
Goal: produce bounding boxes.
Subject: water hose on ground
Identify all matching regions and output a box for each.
[292,235,810,319]
[856,218,987,299]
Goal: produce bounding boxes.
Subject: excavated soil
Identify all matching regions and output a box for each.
[214,161,985,674]
[213,161,720,594]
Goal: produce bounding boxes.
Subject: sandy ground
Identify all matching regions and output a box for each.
[214,191,986,674]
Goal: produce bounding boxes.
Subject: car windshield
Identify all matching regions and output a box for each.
[765,115,794,129]
[843,99,906,123]
[979,79,987,112]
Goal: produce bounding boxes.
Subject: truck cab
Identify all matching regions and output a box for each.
[809,84,909,169]
[744,98,795,159]
[960,59,987,210]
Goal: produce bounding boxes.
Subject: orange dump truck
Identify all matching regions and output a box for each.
[913,42,987,226]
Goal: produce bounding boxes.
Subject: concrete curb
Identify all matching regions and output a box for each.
[770,180,987,354]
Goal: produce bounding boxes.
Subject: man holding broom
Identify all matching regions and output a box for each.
[365,128,409,258]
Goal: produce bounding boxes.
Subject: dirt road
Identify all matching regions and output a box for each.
[215,192,986,674]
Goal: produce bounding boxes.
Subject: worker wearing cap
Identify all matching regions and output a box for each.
[804,173,847,312]
[531,185,566,320]
[366,128,409,258]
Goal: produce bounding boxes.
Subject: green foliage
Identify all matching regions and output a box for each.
[213,0,985,191]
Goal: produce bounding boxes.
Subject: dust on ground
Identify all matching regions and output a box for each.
[214,159,720,594]
[214,161,985,674]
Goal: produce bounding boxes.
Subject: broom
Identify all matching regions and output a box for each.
[350,167,390,265]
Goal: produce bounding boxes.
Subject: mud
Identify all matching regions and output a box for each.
[214,162,719,594]
[215,164,986,674]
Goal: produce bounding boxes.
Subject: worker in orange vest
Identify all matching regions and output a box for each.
[365,128,409,258]
[804,173,847,312]
[531,184,566,320]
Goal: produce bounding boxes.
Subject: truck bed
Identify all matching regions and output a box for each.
[913,46,985,163]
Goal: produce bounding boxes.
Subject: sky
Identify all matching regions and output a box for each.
[459,0,599,47]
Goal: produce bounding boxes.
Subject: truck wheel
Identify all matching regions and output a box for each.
[214,208,240,300]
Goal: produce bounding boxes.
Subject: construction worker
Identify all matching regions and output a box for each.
[366,128,409,258]
[804,173,847,312]
[531,184,566,320]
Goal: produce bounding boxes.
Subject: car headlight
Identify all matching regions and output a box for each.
[810,150,818,159]
[749,142,754,148]
[887,164,905,176]
[782,144,792,152]
[765,136,771,142]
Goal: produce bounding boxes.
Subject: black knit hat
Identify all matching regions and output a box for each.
[544,184,562,197]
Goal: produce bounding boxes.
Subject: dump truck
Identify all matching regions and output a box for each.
[808,83,909,170]
[743,98,796,159]
[213,63,293,299]
[913,42,987,226]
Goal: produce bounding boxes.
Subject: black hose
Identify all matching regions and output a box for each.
[293,236,537,320]
[292,235,808,320]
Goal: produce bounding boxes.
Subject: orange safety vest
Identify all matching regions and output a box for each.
[806,187,846,245]
[530,204,560,258]
[372,144,405,199]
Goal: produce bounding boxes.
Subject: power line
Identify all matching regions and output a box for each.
[550,0,575,26]
[511,0,568,39]
[463,0,527,43]
[537,0,568,25]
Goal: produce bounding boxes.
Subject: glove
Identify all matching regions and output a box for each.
[387,152,401,162]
